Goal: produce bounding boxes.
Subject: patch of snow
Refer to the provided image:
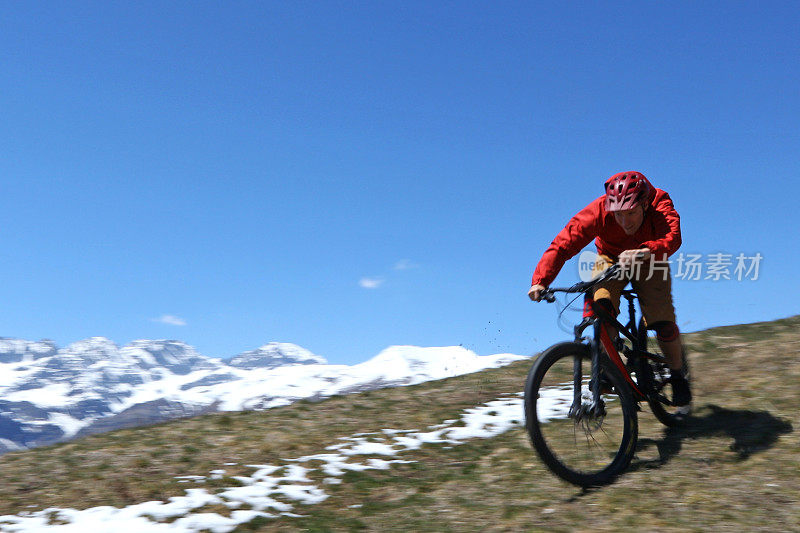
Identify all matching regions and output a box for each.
[0,392,541,532]
[4,383,74,408]
[0,439,24,452]
[42,413,87,439]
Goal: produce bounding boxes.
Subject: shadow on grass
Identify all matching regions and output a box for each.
[632,404,794,471]
[565,404,793,501]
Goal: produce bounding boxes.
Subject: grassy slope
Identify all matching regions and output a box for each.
[0,315,798,531]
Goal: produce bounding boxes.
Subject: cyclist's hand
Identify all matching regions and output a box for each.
[618,248,651,270]
[528,284,547,301]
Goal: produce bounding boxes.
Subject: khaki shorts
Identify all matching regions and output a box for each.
[591,254,676,326]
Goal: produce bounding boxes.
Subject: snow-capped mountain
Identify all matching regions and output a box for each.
[0,338,58,363]
[0,337,527,454]
[227,342,326,370]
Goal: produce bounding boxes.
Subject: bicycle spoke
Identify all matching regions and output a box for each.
[524,268,644,486]
[532,352,631,477]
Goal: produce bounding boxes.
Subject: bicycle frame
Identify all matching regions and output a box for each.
[570,289,669,410]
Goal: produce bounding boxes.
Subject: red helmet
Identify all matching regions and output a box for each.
[604,171,651,212]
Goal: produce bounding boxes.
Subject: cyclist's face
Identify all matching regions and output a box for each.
[613,205,645,235]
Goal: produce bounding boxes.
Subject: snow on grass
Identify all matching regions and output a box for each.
[0,392,554,532]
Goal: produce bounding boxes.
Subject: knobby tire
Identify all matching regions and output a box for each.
[633,320,691,427]
[524,342,638,487]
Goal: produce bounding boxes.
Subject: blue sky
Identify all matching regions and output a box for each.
[1,2,797,364]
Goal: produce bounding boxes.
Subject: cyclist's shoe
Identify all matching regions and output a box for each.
[670,373,692,414]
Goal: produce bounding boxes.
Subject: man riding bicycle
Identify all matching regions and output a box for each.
[528,171,691,408]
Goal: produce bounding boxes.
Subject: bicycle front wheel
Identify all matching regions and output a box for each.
[524,342,638,487]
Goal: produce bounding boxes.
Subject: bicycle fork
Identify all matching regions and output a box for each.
[568,321,606,421]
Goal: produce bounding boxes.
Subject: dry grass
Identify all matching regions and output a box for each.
[0,315,798,531]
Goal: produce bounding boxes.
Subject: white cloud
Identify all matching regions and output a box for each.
[152,315,188,326]
[393,259,419,270]
[359,260,417,290]
[359,277,385,289]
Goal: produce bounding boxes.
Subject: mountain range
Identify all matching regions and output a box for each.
[0,337,526,454]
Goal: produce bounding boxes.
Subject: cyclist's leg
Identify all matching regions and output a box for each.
[592,298,620,338]
[634,262,692,407]
[651,323,683,369]
[632,262,682,370]
[591,255,626,339]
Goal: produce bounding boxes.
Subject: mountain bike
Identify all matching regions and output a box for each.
[523,264,690,487]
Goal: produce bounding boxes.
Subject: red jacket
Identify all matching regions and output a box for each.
[531,177,681,287]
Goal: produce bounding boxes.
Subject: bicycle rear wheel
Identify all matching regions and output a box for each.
[633,323,691,427]
[524,342,638,487]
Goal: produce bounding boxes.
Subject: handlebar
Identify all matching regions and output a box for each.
[539,264,622,303]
